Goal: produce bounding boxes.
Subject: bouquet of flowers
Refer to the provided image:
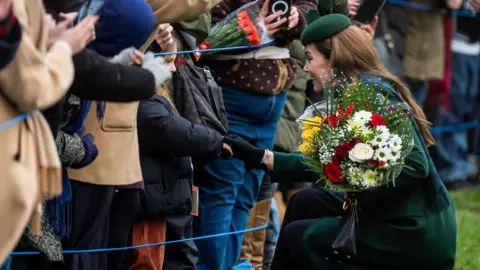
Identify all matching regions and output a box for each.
[194,1,272,60]
[298,77,415,192]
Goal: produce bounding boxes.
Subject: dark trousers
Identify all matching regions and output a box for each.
[11,255,62,270]
[164,214,198,270]
[62,180,116,270]
[107,190,140,270]
[271,188,343,270]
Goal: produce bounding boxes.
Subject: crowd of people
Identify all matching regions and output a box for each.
[0,0,479,269]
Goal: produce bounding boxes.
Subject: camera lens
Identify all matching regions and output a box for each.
[271,1,289,15]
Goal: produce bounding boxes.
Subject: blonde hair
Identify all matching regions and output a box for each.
[315,26,434,146]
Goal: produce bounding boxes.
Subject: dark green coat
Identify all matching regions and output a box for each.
[271,126,456,269]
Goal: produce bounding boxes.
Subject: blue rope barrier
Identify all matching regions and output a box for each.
[153,42,273,57]
[0,113,28,132]
[388,0,478,18]
[11,223,268,255]
[430,120,477,134]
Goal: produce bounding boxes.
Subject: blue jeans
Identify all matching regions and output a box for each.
[432,52,479,182]
[194,87,287,270]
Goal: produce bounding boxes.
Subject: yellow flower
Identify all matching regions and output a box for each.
[302,116,323,130]
[301,129,316,142]
[298,143,315,153]
[311,116,323,123]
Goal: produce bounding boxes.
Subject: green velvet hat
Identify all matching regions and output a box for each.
[300,0,352,45]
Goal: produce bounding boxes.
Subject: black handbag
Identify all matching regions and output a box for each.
[173,31,229,135]
[332,194,359,256]
[372,13,403,78]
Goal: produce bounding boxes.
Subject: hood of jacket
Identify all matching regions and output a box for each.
[90,0,155,57]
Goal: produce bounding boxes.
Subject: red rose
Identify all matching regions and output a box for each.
[323,115,340,128]
[368,159,386,168]
[335,142,355,160]
[368,159,378,167]
[369,114,387,127]
[350,137,360,146]
[332,155,342,165]
[325,163,344,183]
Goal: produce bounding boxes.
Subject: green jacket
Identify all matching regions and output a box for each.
[270,79,456,269]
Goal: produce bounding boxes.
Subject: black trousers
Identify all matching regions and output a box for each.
[163,214,198,270]
[270,188,343,270]
[62,180,116,270]
[11,254,62,270]
[107,190,140,270]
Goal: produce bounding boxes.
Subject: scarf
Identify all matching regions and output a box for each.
[47,99,91,238]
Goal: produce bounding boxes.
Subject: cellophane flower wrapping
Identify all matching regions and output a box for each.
[194,0,273,60]
[297,76,415,192]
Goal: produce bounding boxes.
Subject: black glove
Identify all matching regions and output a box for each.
[223,135,266,171]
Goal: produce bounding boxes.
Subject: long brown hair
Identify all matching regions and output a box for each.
[314,26,434,146]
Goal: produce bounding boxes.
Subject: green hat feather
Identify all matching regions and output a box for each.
[301,0,351,45]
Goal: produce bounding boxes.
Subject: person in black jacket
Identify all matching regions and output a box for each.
[135,88,232,270]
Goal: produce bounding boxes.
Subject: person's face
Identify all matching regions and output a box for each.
[165,59,176,73]
[303,43,332,92]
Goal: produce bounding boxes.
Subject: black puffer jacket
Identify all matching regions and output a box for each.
[136,95,224,220]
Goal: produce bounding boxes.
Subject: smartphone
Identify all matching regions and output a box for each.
[73,0,104,26]
[269,0,291,28]
[352,0,387,25]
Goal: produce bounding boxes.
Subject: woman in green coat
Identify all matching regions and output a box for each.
[222,9,457,270]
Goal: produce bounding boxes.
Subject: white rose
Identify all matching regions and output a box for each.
[349,143,374,162]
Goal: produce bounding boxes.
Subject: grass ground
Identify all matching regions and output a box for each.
[451,188,480,269]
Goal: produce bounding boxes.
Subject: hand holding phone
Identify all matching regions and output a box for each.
[352,0,386,25]
[262,0,298,36]
[268,0,291,28]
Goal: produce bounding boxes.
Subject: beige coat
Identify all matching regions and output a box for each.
[0,0,74,264]
[70,0,220,186]
[68,102,142,186]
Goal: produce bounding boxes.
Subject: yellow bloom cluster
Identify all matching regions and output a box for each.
[298,116,322,154]
[301,116,323,131]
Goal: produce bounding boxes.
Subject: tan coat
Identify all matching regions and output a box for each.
[403,1,445,81]
[68,102,142,186]
[0,0,74,264]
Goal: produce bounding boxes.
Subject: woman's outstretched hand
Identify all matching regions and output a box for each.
[223,135,267,171]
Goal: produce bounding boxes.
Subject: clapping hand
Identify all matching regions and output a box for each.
[46,12,99,54]
[469,0,480,12]
[0,0,12,20]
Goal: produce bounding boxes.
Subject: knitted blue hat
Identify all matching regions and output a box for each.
[90,0,155,57]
